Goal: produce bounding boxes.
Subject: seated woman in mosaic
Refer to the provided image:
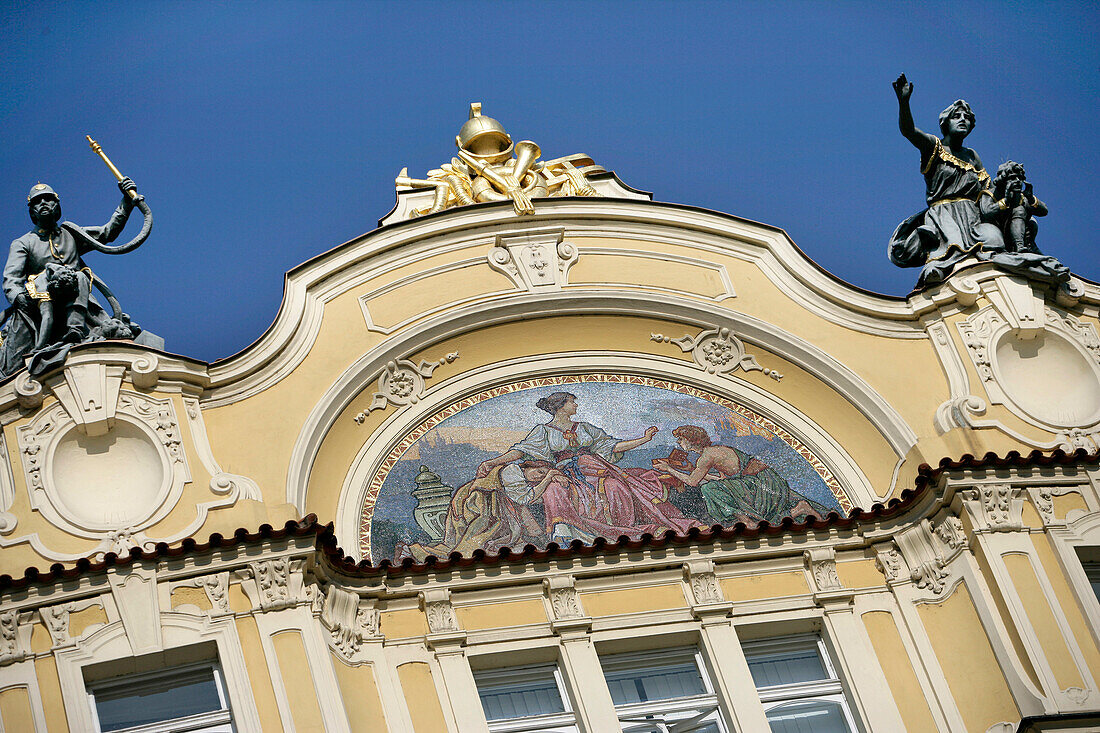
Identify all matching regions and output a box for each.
[476,392,705,544]
[395,459,561,562]
[654,425,828,525]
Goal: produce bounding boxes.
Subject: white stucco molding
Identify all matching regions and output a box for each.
[0,346,210,424]
[203,199,932,408]
[53,612,263,733]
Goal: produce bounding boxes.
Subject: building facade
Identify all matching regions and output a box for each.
[0,112,1099,732]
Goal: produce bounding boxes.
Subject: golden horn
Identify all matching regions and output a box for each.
[512,140,541,184]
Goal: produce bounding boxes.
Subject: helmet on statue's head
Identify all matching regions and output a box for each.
[27,183,59,204]
[455,103,513,163]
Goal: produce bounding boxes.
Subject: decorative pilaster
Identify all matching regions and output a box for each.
[682,560,733,621]
[543,575,592,636]
[961,484,1026,534]
[39,603,72,647]
[237,557,310,613]
[0,610,32,666]
[804,547,853,608]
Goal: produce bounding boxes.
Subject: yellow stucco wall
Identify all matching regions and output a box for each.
[1003,553,1084,690]
[0,685,34,730]
[397,661,448,733]
[721,571,809,601]
[171,585,213,611]
[380,608,429,640]
[1030,532,1100,687]
[836,558,885,589]
[455,599,547,630]
[233,616,284,731]
[971,539,1044,692]
[331,656,388,732]
[918,584,1019,731]
[68,605,108,639]
[272,630,326,731]
[862,610,938,732]
[580,583,686,616]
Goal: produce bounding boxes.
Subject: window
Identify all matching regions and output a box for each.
[601,648,726,733]
[742,635,857,733]
[86,662,233,733]
[474,664,578,733]
[1082,560,1100,604]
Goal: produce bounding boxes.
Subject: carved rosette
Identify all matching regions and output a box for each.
[651,327,782,381]
[354,352,460,423]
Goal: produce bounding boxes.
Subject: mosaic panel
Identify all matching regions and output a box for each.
[361,375,851,563]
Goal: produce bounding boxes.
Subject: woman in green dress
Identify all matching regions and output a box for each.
[654,425,830,525]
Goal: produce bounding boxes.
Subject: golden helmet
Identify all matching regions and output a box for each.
[455,103,513,161]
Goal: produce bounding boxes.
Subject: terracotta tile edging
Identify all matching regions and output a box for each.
[2,448,1096,592]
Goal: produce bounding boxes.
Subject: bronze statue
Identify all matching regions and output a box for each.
[1,138,156,377]
[988,161,1046,255]
[888,74,1068,288]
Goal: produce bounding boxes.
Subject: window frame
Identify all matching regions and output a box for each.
[473,662,579,733]
[600,646,728,733]
[1081,558,1100,604]
[85,659,234,733]
[742,633,860,733]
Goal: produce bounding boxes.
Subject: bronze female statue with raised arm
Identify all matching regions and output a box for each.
[888,74,1068,289]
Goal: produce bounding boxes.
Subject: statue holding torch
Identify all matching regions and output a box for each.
[0,136,157,377]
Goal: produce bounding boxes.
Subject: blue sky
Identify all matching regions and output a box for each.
[1,2,1097,361]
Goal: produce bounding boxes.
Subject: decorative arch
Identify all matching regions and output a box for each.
[333,352,882,562]
[287,292,919,529]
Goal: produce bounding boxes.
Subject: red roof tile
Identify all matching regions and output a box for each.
[2,448,1095,592]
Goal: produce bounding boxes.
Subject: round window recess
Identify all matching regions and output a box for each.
[50,419,168,531]
[993,329,1100,429]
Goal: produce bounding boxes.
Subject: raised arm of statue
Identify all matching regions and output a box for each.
[78,178,139,254]
[893,74,937,158]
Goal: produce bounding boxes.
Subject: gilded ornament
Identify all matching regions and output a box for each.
[395,103,605,218]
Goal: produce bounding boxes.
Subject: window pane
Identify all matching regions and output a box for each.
[1083,561,1100,602]
[744,646,827,688]
[765,700,851,733]
[93,667,223,731]
[604,659,706,705]
[475,668,566,721]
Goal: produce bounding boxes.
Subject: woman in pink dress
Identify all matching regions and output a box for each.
[476,392,702,543]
